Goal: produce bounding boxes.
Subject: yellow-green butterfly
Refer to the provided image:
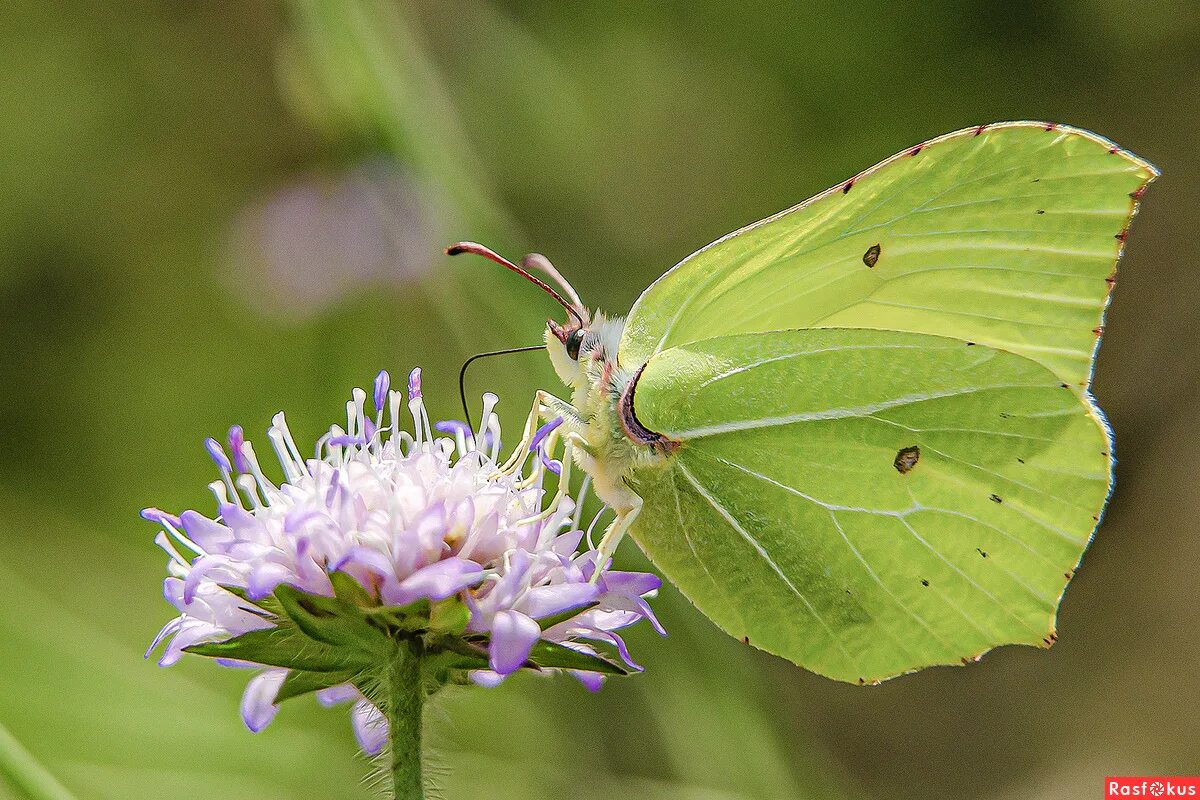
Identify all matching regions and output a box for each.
[449,122,1157,684]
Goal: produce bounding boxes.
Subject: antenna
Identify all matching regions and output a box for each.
[521,252,584,311]
[458,345,545,430]
[445,242,585,328]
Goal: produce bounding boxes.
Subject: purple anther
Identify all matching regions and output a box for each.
[204,437,231,472]
[539,450,563,477]
[435,420,473,439]
[373,370,390,412]
[227,425,249,473]
[529,417,564,453]
[328,434,366,447]
[140,507,182,528]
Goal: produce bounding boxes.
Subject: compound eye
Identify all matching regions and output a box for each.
[566,328,586,360]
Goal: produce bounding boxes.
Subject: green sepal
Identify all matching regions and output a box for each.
[184,625,372,672]
[536,602,597,632]
[363,599,431,632]
[273,669,360,704]
[328,571,373,607]
[426,637,490,670]
[274,585,391,657]
[524,640,629,675]
[220,585,282,616]
[428,598,470,636]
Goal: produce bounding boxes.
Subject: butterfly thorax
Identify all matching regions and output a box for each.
[545,311,665,512]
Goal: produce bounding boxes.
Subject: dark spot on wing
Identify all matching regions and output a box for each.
[974,124,987,136]
[989,494,1002,504]
[1115,230,1128,242]
[966,341,976,346]
[843,179,855,194]
[863,243,881,268]
[857,677,866,685]
[1060,383,1070,389]
[1044,123,1057,131]
[1092,326,1104,336]
[1036,209,1045,214]
[894,445,920,474]
[1130,186,1146,200]
[1032,178,1041,183]
[1064,570,1075,579]
[999,412,1012,419]
[1108,145,1120,154]
[976,548,988,558]
[1016,457,1025,464]
[909,145,923,156]
[920,579,930,587]
[742,636,750,645]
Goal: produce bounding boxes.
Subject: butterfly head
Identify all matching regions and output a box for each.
[444,241,597,387]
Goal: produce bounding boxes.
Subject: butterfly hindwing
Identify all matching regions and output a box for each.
[625,328,1109,683]
[619,122,1157,392]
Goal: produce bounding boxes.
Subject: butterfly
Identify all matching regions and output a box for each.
[448,122,1157,684]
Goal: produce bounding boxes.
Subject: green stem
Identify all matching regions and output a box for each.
[384,643,425,800]
[0,720,78,800]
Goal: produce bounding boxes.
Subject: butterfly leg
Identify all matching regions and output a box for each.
[518,429,594,524]
[500,390,582,474]
[590,496,643,581]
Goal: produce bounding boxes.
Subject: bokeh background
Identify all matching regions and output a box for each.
[1,1,1196,798]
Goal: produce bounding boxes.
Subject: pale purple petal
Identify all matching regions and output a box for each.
[180,510,234,552]
[381,558,483,606]
[489,610,541,675]
[351,700,388,755]
[316,684,360,708]
[601,571,661,598]
[551,530,584,558]
[515,583,599,620]
[240,669,288,732]
[601,592,667,636]
[577,627,642,671]
[570,670,605,692]
[469,669,506,688]
[246,562,294,600]
[333,545,395,577]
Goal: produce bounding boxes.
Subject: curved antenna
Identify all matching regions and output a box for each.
[446,242,585,328]
[458,344,545,430]
[521,252,584,313]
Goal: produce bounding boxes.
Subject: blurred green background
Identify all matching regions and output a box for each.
[0,1,1196,798]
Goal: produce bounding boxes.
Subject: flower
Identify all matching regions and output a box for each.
[144,369,663,753]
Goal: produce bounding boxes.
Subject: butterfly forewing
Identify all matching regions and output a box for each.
[619,122,1157,391]
[625,329,1109,683]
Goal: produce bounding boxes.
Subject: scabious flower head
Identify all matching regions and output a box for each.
[144,369,662,754]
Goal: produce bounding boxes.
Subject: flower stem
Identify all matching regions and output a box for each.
[385,642,425,800]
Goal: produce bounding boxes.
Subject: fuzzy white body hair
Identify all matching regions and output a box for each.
[544,311,664,514]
